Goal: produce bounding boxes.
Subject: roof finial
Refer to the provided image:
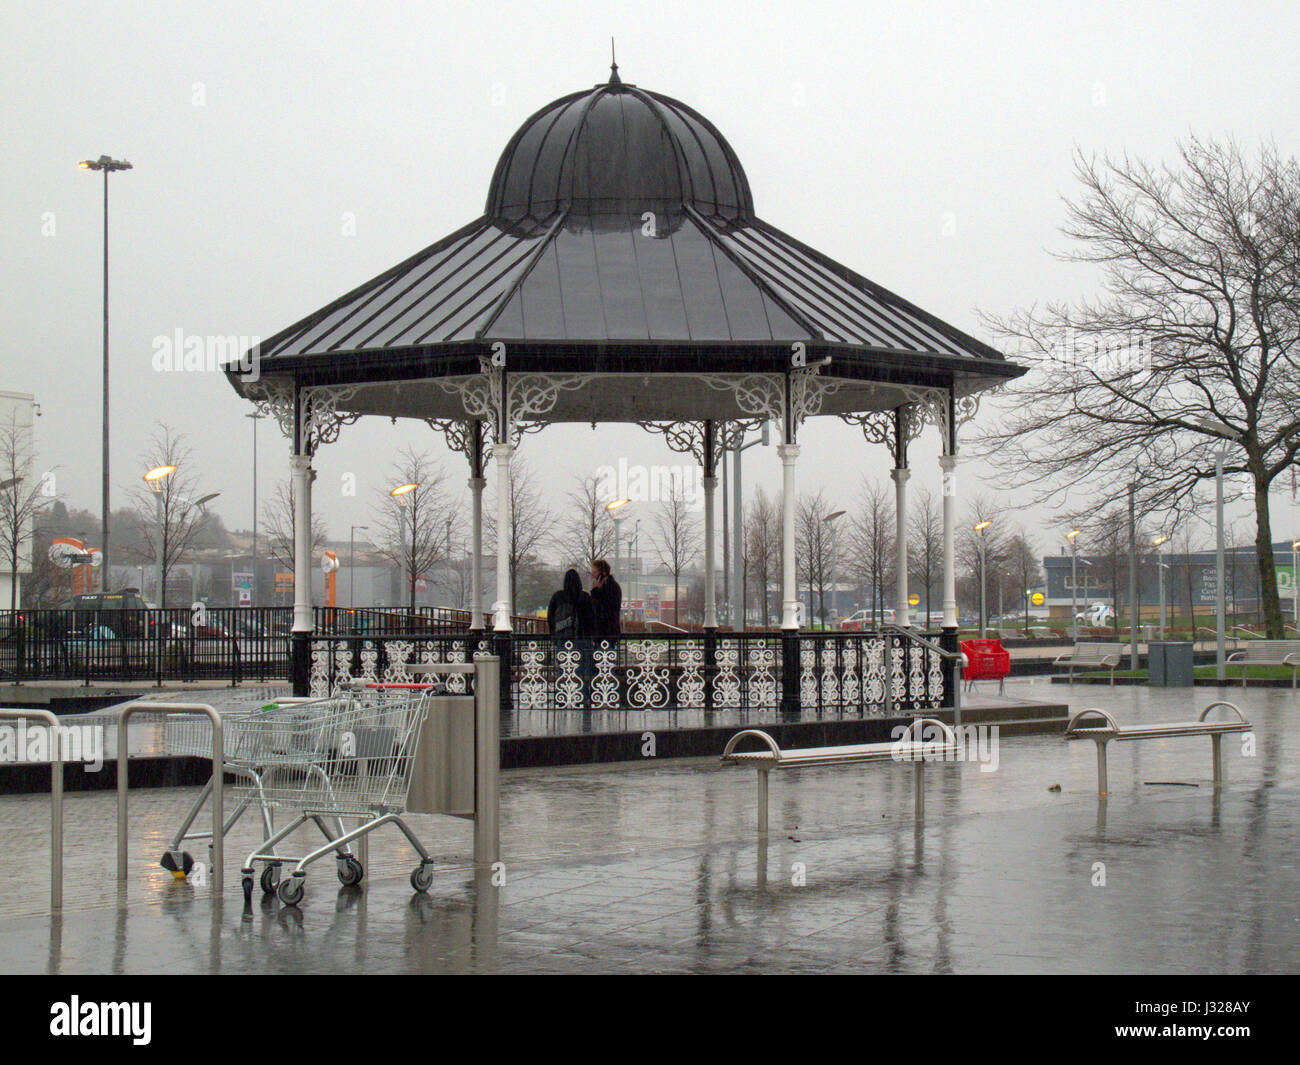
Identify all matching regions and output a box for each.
[609,37,621,84]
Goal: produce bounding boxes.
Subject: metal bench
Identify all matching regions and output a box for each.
[1225,639,1300,688]
[1054,641,1124,684]
[720,718,958,833]
[1064,702,1252,797]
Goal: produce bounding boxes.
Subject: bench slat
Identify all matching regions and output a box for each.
[725,742,958,766]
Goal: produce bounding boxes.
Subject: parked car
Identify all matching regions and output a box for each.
[839,608,896,631]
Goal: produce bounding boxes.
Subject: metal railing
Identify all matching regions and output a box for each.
[0,709,63,910]
[305,628,951,714]
[0,605,544,683]
[116,702,225,896]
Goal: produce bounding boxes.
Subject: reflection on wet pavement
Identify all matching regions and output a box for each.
[1,681,1295,973]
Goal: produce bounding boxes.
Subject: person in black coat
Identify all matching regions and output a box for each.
[547,568,596,639]
[589,558,622,640]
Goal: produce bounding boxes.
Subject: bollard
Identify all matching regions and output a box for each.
[0,709,63,911]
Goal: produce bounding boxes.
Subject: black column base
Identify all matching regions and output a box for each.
[780,630,801,719]
[493,631,513,713]
[291,631,311,696]
[939,627,959,708]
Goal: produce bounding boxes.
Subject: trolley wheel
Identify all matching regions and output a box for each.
[277,876,305,907]
[410,864,434,893]
[260,864,282,895]
[241,873,254,905]
[160,850,195,880]
[336,855,364,887]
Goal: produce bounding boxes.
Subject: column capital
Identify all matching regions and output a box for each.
[468,475,487,491]
[938,453,959,472]
[777,443,801,462]
[290,452,312,471]
[890,466,911,484]
[702,475,718,490]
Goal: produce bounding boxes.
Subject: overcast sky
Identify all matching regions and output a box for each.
[4,0,1299,558]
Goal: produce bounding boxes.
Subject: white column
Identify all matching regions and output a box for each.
[939,454,958,630]
[493,442,513,632]
[469,473,485,629]
[291,452,315,633]
[703,473,718,629]
[779,443,800,629]
[892,466,910,626]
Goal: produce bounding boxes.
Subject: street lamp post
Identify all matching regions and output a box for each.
[1293,539,1300,628]
[729,421,769,628]
[1153,534,1171,641]
[1215,450,1228,680]
[187,492,220,606]
[975,520,992,637]
[246,412,264,604]
[606,498,630,577]
[143,464,176,605]
[349,525,368,609]
[390,483,418,612]
[1187,416,1242,680]
[79,155,132,593]
[823,510,846,627]
[1066,529,1081,640]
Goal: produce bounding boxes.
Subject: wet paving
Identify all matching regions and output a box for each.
[0,680,1296,973]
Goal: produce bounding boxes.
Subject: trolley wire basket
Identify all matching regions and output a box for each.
[113,687,334,879]
[237,685,443,906]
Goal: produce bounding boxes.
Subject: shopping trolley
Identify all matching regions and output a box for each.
[238,684,440,906]
[128,688,342,880]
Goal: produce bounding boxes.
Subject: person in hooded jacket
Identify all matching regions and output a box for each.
[547,568,598,682]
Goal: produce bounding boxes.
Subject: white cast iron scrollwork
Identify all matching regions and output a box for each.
[246,378,364,450]
[702,367,839,437]
[437,363,593,444]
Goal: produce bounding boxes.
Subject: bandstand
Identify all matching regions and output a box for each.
[225,64,1025,714]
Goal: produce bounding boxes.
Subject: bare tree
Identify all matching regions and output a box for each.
[744,488,780,626]
[486,455,552,616]
[908,486,943,624]
[650,487,700,627]
[978,138,1300,636]
[1006,527,1042,629]
[554,473,616,572]
[848,478,894,625]
[128,425,215,607]
[0,411,56,611]
[370,448,448,613]
[796,490,838,627]
[262,480,328,595]
[957,495,1008,628]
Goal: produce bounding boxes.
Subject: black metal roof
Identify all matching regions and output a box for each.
[229,69,1020,398]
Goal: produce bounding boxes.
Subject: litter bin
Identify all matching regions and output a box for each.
[1149,641,1194,686]
[406,693,477,817]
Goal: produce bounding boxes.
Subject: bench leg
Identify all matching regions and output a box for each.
[1095,739,1109,798]
[1211,734,1223,789]
[913,762,925,821]
[756,767,769,836]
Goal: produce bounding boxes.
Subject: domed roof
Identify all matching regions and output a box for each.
[486,66,754,222]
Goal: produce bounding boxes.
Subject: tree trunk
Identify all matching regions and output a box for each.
[1254,478,1284,638]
